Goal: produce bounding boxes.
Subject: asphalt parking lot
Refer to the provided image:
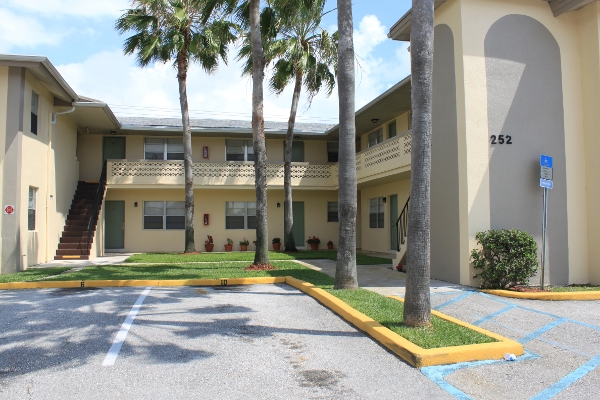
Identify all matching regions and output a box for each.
[0,284,449,399]
[2,281,599,399]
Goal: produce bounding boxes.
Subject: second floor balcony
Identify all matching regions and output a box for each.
[106,131,412,189]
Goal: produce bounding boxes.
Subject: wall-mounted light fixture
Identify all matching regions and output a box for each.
[134,202,138,207]
[382,197,386,203]
[371,118,379,124]
[294,136,300,140]
[277,202,281,208]
[110,130,117,135]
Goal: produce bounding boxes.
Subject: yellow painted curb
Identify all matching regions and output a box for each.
[0,281,82,290]
[483,289,600,301]
[284,277,523,367]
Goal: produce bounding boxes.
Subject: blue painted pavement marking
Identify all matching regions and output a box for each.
[530,354,600,400]
[433,292,475,310]
[519,318,566,344]
[421,351,540,400]
[472,305,516,326]
[479,292,600,332]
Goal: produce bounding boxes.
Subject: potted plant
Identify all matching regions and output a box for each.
[224,238,233,252]
[327,240,334,250]
[204,235,214,252]
[306,236,320,251]
[272,237,281,251]
[240,238,249,251]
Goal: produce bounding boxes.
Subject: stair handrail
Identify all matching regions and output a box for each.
[395,196,410,251]
[85,160,107,251]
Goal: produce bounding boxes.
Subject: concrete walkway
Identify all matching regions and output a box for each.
[33,253,134,269]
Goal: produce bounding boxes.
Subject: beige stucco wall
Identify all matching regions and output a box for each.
[0,66,8,245]
[104,188,339,253]
[20,71,53,266]
[360,179,410,253]
[47,114,78,262]
[77,134,103,181]
[578,2,600,284]
[435,0,593,284]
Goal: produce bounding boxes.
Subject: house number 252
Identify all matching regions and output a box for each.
[490,135,512,144]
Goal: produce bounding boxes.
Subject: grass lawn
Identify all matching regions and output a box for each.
[124,251,392,265]
[0,267,72,283]
[551,285,600,292]
[47,261,494,349]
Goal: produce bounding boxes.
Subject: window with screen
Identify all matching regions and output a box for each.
[368,128,383,147]
[388,120,397,138]
[327,202,338,222]
[226,140,254,161]
[226,201,256,229]
[369,197,385,228]
[31,91,39,135]
[28,187,36,230]
[327,142,339,162]
[143,201,185,229]
[144,138,184,160]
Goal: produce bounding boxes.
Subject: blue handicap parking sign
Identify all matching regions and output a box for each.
[540,155,553,168]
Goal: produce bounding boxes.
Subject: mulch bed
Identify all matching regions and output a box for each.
[508,285,549,293]
[244,264,277,271]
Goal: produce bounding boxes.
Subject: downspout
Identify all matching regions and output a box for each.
[51,105,76,124]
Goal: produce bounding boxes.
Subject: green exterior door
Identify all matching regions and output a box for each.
[285,202,305,246]
[390,195,398,250]
[105,201,125,249]
[103,137,126,162]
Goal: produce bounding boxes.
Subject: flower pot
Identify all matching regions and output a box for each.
[204,244,214,252]
[327,244,333,250]
[224,244,233,252]
[310,243,319,251]
[273,243,281,251]
[240,245,248,251]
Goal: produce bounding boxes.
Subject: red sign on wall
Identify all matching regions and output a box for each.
[4,205,15,215]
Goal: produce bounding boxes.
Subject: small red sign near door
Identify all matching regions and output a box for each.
[4,205,15,215]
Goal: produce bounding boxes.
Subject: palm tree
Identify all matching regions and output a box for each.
[238,0,337,252]
[248,0,270,265]
[116,0,236,253]
[403,0,434,327]
[333,0,358,290]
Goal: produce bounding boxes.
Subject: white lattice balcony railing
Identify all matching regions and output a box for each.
[107,160,338,188]
[105,131,411,188]
[356,131,411,181]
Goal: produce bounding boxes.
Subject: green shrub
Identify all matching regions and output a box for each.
[471,229,538,289]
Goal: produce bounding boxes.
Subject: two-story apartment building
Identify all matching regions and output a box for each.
[2,0,600,288]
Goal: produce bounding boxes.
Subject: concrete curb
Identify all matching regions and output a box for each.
[0,276,523,367]
[482,289,600,301]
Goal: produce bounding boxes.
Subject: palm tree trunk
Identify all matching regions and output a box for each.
[334,0,358,290]
[177,47,195,253]
[403,0,434,327]
[249,0,269,265]
[283,71,303,252]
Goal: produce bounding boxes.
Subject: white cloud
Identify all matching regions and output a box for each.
[5,0,129,18]
[0,8,65,52]
[54,14,409,126]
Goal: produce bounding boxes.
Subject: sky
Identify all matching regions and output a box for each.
[0,0,412,125]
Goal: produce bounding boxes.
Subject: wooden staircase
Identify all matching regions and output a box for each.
[54,181,103,260]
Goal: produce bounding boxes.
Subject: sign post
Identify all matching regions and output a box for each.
[539,155,553,290]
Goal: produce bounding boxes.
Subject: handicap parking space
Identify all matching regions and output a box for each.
[0,284,450,399]
[417,290,600,399]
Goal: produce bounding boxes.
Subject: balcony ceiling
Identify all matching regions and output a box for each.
[326,75,412,139]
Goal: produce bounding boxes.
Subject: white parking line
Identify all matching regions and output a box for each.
[102,287,152,366]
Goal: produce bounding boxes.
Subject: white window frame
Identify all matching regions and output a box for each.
[144,138,184,160]
[226,139,254,162]
[143,201,185,230]
[368,128,383,148]
[28,186,37,231]
[369,197,385,229]
[225,201,257,230]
